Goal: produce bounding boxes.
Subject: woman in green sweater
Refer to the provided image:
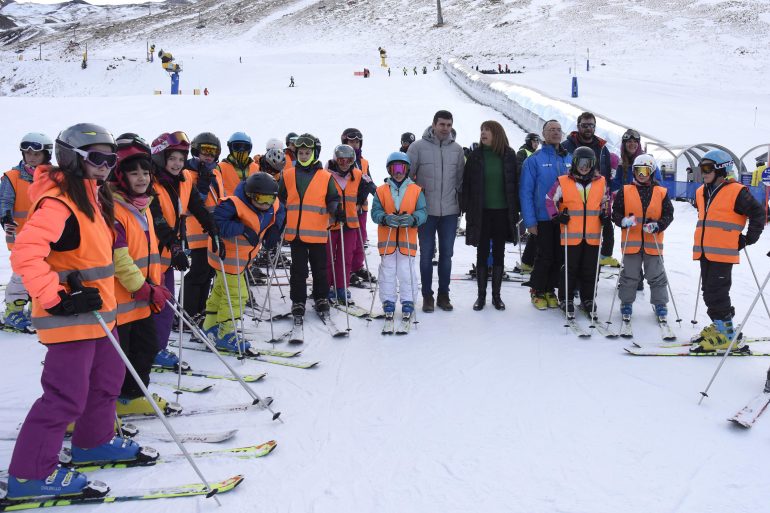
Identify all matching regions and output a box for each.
[461,120,520,311]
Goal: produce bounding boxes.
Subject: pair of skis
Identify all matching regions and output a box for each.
[381,312,413,335]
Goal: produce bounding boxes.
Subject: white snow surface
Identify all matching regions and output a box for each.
[0,1,770,512]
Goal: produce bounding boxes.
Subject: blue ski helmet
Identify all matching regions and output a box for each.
[386,151,410,169]
[700,149,734,176]
[227,132,252,153]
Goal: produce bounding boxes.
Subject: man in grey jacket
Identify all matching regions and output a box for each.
[407,110,465,312]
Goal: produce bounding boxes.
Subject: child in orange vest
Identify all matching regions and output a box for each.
[326,144,376,303]
[371,152,427,322]
[0,132,54,333]
[110,134,175,416]
[545,146,609,318]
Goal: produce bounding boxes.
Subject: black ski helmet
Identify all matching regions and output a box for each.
[400,132,415,145]
[570,146,597,174]
[341,128,363,148]
[245,172,278,197]
[285,132,299,147]
[191,132,221,159]
[55,123,116,177]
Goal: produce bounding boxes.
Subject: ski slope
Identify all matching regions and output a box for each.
[0,24,770,513]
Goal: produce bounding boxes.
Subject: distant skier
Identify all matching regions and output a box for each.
[403,67,407,76]
[289,76,295,87]
[388,68,391,76]
[413,66,417,75]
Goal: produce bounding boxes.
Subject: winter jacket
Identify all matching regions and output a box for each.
[611,180,674,232]
[215,181,286,249]
[516,145,534,169]
[562,132,612,185]
[407,126,465,217]
[519,144,572,228]
[461,145,520,247]
[370,177,428,227]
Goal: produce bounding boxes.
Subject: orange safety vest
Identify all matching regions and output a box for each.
[558,175,605,246]
[3,168,32,249]
[284,167,331,243]
[207,196,279,274]
[155,170,193,271]
[29,192,117,344]
[622,185,667,256]
[218,160,259,197]
[357,158,370,212]
[329,168,362,231]
[376,183,421,256]
[283,150,295,173]
[693,182,747,264]
[113,200,162,325]
[184,167,224,250]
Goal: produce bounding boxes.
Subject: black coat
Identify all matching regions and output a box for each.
[461,146,520,247]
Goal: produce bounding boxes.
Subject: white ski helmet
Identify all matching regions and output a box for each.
[265,138,284,151]
[632,154,656,173]
[20,132,54,162]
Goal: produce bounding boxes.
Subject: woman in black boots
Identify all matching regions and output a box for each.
[461,120,520,310]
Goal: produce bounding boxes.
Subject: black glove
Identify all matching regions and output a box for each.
[738,234,747,250]
[46,288,103,316]
[210,234,225,259]
[170,243,189,271]
[599,210,609,223]
[334,205,346,223]
[557,209,570,225]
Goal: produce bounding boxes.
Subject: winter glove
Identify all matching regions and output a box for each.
[170,243,190,271]
[133,282,173,313]
[334,205,346,223]
[397,214,415,227]
[1,211,16,238]
[738,234,747,250]
[46,287,103,316]
[556,209,570,225]
[384,214,401,228]
[263,227,280,250]
[621,215,637,228]
[642,222,660,234]
[210,234,225,259]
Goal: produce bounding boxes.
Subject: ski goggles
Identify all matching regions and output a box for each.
[198,143,219,156]
[574,157,595,169]
[20,141,47,152]
[622,129,640,142]
[229,142,251,153]
[699,162,717,174]
[247,192,277,204]
[116,135,151,153]
[295,136,316,149]
[342,130,363,142]
[633,165,653,177]
[73,148,117,169]
[389,163,408,174]
[167,131,190,146]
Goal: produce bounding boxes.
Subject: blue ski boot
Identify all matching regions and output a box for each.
[68,436,158,466]
[3,299,34,333]
[401,301,414,315]
[6,467,106,500]
[620,303,633,321]
[654,304,668,319]
[214,324,251,353]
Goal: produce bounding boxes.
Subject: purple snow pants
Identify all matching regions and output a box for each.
[9,329,124,479]
[152,267,175,351]
[326,228,356,289]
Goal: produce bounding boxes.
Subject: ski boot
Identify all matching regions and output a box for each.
[690,322,717,343]
[530,291,547,311]
[383,300,395,322]
[153,349,190,371]
[6,467,107,500]
[599,255,621,268]
[620,303,632,322]
[3,299,35,333]
[314,298,330,314]
[213,324,251,353]
[654,304,668,321]
[559,299,575,318]
[543,291,559,309]
[291,302,305,318]
[691,319,745,353]
[581,300,598,320]
[516,262,533,274]
[354,268,377,284]
[401,301,414,320]
[116,393,181,417]
[334,288,353,305]
[67,436,158,466]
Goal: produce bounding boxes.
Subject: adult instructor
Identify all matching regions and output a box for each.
[408,110,465,312]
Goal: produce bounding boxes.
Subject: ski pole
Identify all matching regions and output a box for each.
[216,253,244,360]
[563,227,569,329]
[588,225,604,329]
[698,268,770,404]
[516,219,523,265]
[743,247,770,320]
[691,274,702,326]
[253,233,286,325]
[165,298,282,422]
[404,222,418,326]
[604,215,632,329]
[651,232,682,325]
[64,274,222,505]
[176,215,187,398]
[355,224,375,293]
[234,237,246,341]
[368,227,392,319]
[338,226,351,332]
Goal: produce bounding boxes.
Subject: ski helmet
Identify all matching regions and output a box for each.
[20,132,54,162]
[264,148,286,172]
[341,128,363,148]
[400,132,415,145]
[227,132,252,154]
[285,132,299,147]
[700,149,734,176]
[570,146,596,174]
[334,144,356,162]
[56,123,116,177]
[191,132,221,159]
[632,154,656,178]
[622,128,641,142]
[114,133,152,193]
[244,172,279,197]
[265,138,284,151]
[151,131,190,169]
[294,133,317,165]
[525,133,541,143]
[386,151,410,169]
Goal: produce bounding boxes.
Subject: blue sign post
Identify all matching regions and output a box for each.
[571,76,578,98]
[170,72,180,95]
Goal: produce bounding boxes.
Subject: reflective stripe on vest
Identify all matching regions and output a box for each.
[330,168,362,231]
[283,167,331,243]
[558,175,606,246]
[156,170,193,271]
[184,167,224,250]
[113,199,162,325]
[692,182,746,264]
[207,196,279,274]
[4,169,32,250]
[218,161,259,197]
[376,183,421,256]
[29,192,117,344]
[623,185,666,256]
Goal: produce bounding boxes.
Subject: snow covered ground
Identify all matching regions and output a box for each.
[0,1,770,511]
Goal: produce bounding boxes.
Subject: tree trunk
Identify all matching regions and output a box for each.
[436,0,444,26]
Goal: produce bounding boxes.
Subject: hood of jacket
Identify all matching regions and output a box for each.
[421,125,458,146]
